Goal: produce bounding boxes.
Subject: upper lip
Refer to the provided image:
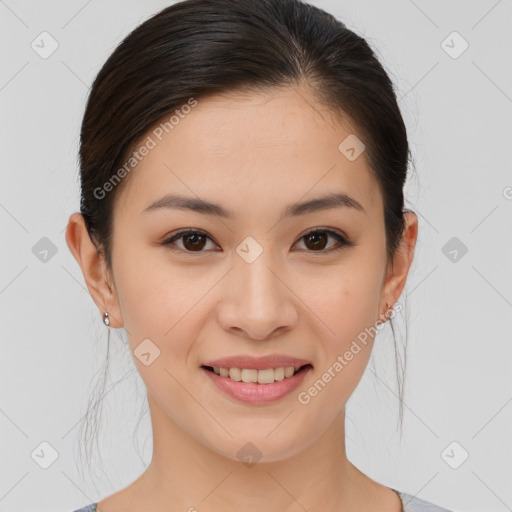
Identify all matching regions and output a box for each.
[202,355,313,370]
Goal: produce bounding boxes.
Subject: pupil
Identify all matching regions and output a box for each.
[306,232,326,250]
[184,233,205,250]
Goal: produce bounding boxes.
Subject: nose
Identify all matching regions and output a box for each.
[216,253,298,341]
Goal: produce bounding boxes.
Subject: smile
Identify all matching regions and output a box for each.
[201,364,313,404]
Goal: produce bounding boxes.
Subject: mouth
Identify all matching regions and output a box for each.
[200,363,313,404]
[200,363,313,384]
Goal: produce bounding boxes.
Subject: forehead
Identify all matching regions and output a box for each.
[116,86,381,219]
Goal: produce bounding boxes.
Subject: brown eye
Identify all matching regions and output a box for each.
[181,232,207,251]
[304,231,329,250]
[162,229,216,252]
[295,229,352,253]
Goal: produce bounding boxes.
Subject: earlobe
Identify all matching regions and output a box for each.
[376,302,393,326]
[65,212,123,328]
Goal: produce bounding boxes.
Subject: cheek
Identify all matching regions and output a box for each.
[305,260,383,340]
[300,258,384,392]
[112,254,203,412]
[295,277,380,420]
[112,248,227,408]
[113,243,203,338]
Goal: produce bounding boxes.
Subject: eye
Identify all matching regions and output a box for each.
[293,228,353,253]
[162,229,218,253]
[161,228,353,254]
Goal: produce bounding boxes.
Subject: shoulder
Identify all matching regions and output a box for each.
[396,490,453,511]
[71,504,97,512]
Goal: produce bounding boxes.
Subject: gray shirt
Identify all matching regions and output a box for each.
[71,489,453,511]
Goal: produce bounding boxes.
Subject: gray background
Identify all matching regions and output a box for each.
[1,1,511,511]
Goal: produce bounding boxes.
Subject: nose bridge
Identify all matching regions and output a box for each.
[218,237,296,339]
[235,239,282,311]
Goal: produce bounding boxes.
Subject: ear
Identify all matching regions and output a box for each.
[378,210,418,321]
[65,212,123,328]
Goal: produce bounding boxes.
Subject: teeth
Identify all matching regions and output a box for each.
[212,366,303,383]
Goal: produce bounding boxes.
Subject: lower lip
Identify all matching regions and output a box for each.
[201,365,313,405]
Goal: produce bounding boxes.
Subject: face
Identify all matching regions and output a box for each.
[70,85,415,463]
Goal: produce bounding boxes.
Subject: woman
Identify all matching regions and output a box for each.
[66,0,452,510]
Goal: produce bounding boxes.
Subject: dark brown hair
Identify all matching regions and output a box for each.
[77,0,413,480]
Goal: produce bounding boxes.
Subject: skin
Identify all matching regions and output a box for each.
[66,84,418,512]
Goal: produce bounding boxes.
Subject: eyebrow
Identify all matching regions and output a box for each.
[141,192,365,218]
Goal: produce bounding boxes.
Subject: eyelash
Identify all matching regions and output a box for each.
[161,228,354,254]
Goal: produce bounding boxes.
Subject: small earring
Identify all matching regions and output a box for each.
[103,311,110,326]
